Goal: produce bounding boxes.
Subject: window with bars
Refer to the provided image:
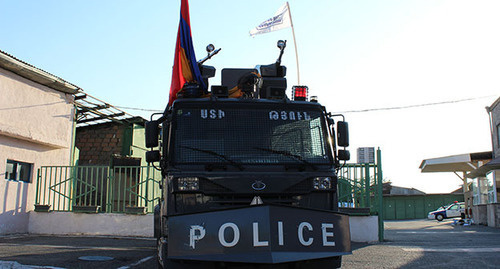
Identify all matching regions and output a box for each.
[5,159,33,183]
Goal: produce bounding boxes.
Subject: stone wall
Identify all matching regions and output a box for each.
[473,205,488,225]
[487,203,500,227]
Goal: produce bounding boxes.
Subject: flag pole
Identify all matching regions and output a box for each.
[286,1,300,85]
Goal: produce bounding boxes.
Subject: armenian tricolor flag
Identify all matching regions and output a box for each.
[169,0,205,106]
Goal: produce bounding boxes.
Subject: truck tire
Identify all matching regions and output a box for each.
[157,237,167,268]
[154,204,161,239]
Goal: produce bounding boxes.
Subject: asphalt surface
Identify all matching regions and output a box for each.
[343,219,500,269]
[0,235,155,269]
[1,219,499,268]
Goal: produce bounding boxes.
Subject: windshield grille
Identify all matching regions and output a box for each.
[172,105,331,165]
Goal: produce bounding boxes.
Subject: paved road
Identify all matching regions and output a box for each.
[1,219,499,268]
[343,219,500,268]
[0,235,155,269]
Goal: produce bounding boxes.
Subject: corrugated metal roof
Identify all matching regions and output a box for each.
[0,49,80,94]
[74,92,145,127]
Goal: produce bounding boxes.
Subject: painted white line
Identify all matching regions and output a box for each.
[0,235,155,241]
[0,243,153,252]
[116,255,154,269]
[0,260,66,269]
[396,231,496,234]
[403,247,500,253]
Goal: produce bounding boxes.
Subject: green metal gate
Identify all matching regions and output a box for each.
[35,165,161,214]
[338,148,384,241]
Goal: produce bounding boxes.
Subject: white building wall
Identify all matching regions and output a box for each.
[0,68,74,234]
[29,212,379,242]
[29,212,153,237]
[349,215,379,242]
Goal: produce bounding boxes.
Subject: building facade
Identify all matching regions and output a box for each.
[0,51,78,234]
[467,97,500,227]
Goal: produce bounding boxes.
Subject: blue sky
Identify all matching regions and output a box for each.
[1,0,499,193]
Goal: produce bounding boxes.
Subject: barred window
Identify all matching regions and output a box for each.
[5,159,33,183]
[172,104,331,165]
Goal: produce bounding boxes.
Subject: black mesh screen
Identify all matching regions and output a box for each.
[172,105,331,165]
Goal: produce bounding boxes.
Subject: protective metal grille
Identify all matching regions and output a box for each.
[172,106,330,165]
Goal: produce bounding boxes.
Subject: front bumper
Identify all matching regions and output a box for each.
[168,204,351,264]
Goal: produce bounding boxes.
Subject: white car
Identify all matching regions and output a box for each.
[427,202,465,221]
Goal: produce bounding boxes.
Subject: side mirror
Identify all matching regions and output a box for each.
[146,150,161,163]
[337,121,349,147]
[338,150,350,161]
[145,120,159,148]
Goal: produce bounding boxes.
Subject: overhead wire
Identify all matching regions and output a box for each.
[332,95,496,114]
[113,106,163,112]
[108,95,497,115]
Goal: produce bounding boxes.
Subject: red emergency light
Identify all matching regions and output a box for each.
[292,85,308,101]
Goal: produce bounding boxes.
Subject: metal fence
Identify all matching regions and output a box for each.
[338,148,384,241]
[35,150,383,239]
[35,165,161,214]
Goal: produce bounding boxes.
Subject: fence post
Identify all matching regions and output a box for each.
[145,166,150,210]
[364,163,370,210]
[70,165,77,211]
[106,167,113,213]
[377,148,384,241]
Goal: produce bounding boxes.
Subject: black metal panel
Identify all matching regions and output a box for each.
[168,204,351,264]
[221,68,258,90]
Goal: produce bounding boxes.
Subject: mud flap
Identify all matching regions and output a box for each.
[168,204,351,264]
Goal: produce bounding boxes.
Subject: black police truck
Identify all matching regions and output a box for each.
[146,41,351,268]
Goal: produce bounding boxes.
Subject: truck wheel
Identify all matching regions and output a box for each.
[154,204,161,239]
[435,214,444,221]
[157,237,167,268]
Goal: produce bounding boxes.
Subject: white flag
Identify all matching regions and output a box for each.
[249,2,292,36]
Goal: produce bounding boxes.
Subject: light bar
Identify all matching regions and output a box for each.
[292,85,308,101]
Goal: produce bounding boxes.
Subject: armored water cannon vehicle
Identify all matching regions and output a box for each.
[146,40,351,269]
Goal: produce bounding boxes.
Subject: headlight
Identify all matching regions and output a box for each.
[177,177,199,191]
[313,177,332,190]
